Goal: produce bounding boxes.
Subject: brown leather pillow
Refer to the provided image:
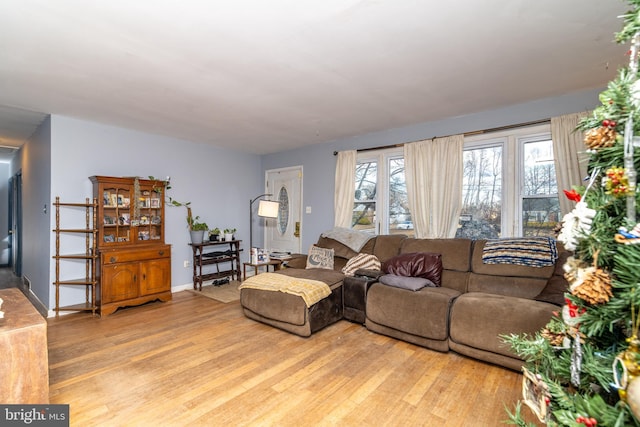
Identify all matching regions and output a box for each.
[382,252,443,287]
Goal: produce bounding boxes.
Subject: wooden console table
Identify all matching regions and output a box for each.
[0,288,49,403]
[189,240,242,290]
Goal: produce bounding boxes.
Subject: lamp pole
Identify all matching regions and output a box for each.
[249,193,272,251]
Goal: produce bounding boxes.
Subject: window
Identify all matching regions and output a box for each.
[520,138,560,237]
[352,124,559,239]
[353,149,412,236]
[458,124,559,239]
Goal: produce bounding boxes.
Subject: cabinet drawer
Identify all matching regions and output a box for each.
[101,245,171,264]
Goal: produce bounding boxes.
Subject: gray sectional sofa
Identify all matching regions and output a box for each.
[239,234,568,371]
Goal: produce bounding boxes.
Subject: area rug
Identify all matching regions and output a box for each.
[190,281,241,303]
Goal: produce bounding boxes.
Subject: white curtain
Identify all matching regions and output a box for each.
[334,150,356,227]
[404,135,464,238]
[551,112,590,216]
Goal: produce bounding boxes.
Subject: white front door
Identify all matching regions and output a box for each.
[265,166,302,254]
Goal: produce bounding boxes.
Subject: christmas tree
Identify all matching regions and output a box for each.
[506,1,640,426]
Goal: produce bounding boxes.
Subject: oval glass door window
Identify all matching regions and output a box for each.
[278,186,289,235]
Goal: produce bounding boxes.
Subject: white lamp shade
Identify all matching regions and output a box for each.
[257,200,279,218]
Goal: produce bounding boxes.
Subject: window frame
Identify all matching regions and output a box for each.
[355,147,403,235]
[464,123,554,237]
[352,123,556,238]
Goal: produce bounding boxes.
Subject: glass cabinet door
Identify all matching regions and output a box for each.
[101,185,131,245]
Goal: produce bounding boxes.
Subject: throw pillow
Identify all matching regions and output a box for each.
[379,274,435,291]
[382,252,443,286]
[342,253,381,276]
[305,245,335,270]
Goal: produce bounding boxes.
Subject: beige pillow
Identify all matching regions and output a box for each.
[342,253,381,276]
[306,245,335,270]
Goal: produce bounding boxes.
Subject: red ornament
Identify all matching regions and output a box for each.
[563,189,581,202]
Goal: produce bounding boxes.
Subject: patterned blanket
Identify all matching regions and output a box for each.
[238,273,332,307]
[481,237,558,267]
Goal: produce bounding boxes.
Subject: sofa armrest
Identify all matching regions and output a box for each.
[354,268,384,279]
[282,254,307,269]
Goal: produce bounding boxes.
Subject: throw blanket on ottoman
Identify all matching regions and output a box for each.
[239,272,331,307]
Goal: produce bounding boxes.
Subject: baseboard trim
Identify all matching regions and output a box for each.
[19,283,48,318]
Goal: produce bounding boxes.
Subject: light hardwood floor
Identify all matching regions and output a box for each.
[47,290,541,426]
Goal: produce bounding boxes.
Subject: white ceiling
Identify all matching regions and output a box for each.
[0,0,630,161]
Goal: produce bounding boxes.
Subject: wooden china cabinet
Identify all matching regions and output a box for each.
[90,176,172,316]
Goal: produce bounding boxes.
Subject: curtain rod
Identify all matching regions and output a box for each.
[332,118,550,155]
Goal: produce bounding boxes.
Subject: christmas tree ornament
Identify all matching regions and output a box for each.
[521,367,550,423]
[631,79,640,108]
[603,166,632,198]
[562,298,585,327]
[583,126,618,150]
[563,256,589,283]
[614,223,640,244]
[613,337,640,410]
[571,331,583,387]
[570,265,613,305]
[623,33,639,223]
[557,202,597,251]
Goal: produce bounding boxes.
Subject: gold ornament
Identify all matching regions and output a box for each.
[614,337,640,416]
[584,126,618,150]
[627,377,640,419]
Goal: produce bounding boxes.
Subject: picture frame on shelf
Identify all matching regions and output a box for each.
[103,191,110,205]
[104,216,115,225]
[119,213,130,225]
[150,198,160,208]
[104,234,115,243]
[110,194,118,207]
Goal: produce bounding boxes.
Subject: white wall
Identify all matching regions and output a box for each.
[46,115,262,309]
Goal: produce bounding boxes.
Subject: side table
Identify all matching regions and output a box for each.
[243,260,283,281]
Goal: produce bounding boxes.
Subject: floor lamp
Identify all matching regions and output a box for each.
[249,194,280,251]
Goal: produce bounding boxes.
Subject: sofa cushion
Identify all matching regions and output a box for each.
[379,274,435,291]
[471,240,555,279]
[534,249,571,306]
[449,292,557,360]
[306,245,335,270]
[315,236,358,260]
[382,252,443,286]
[534,275,568,306]
[366,283,460,341]
[372,234,407,262]
[342,253,381,276]
[400,238,473,272]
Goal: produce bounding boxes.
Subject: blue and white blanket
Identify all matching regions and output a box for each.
[482,237,558,267]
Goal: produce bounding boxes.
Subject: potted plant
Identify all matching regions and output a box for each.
[209,228,221,241]
[223,228,236,241]
[170,199,208,244]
